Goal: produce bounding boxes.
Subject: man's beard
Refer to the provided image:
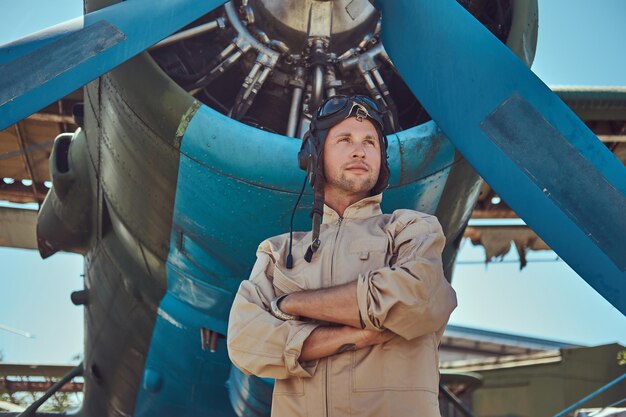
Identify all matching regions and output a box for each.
[328,169,378,196]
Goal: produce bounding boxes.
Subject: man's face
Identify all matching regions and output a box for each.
[323,117,382,200]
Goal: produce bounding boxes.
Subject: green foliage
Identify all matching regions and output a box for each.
[40,391,82,412]
[0,356,83,413]
[0,391,29,410]
[0,352,83,412]
[0,389,82,413]
[618,349,626,366]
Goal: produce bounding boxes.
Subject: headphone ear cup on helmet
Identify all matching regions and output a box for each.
[299,132,320,186]
[298,133,313,171]
[371,130,390,195]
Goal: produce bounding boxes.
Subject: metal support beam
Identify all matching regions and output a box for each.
[0,187,48,203]
[25,112,75,124]
[0,379,83,393]
[471,209,518,218]
[57,100,68,133]
[14,123,41,204]
[0,364,78,378]
[598,134,626,143]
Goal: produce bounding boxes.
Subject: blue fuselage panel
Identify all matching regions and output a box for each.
[134,103,455,416]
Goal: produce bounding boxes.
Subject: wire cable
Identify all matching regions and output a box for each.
[286,175,308,268]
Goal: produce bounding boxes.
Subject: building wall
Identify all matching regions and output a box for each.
[468,344,626,417]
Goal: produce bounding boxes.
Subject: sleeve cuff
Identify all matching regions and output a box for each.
[284,322,321,377]
[356,273,383,331]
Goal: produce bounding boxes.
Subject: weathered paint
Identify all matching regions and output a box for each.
[174,100,201,149]
[0,0,228,130]
[375,0,626,314]
[0,21,125,107]
[481,93,626,272]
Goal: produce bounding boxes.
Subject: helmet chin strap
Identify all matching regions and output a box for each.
[304,185,324,263]
[286,175,308,269]
[286,153,325,269]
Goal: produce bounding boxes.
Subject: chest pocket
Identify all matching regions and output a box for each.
[348,238,389,270]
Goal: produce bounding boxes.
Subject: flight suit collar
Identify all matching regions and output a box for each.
[322,193,383,224]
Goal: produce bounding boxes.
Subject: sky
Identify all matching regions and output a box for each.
[0,0,625,365]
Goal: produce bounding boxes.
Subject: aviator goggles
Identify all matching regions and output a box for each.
[313,95,386,135]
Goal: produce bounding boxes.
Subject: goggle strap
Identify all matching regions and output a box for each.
[350,103,369,122]
[313,111,384,132]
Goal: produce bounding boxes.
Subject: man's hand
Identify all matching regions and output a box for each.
[357,328,395,347]
[299,325,394,363]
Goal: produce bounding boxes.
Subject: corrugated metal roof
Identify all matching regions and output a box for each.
[445,324,581,349]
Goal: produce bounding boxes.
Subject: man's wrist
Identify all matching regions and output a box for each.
[278,293,296,316]
[340,326,372,350]
[270,294,299,321]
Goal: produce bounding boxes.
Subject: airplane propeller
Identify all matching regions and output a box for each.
[0,2,622,416]
[0,0,227,131]
[0,0,623,313]
[374,0,626,315]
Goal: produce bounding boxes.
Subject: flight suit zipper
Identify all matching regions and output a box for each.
[329,216,344,285]
[325,216,343,417]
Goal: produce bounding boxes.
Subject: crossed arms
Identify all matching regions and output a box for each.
[279,281,394,362]
[226,213,457,379]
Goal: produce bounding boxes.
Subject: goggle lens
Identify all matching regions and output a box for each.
[318,95,352,118]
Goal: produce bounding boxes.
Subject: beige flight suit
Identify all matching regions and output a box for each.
[227,194,457,417]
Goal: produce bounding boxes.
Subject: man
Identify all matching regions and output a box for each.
[227,95,457,417]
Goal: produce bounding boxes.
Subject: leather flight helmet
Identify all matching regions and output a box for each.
[298,94,390,195]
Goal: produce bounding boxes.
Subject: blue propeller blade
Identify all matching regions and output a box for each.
[374,0,626,314]
[0,0,227,131]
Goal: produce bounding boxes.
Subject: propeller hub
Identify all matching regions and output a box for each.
[248,0,379,54]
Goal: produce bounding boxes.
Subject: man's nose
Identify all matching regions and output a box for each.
[351,143,366,158]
